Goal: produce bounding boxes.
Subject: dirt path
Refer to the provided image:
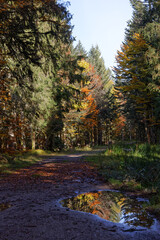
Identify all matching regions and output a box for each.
[0,150,160,240]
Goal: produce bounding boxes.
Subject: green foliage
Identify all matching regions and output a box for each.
[85,142,160,192]
[0,149,53,174]
[115,0,160,144]
[71,40,87,57]
[0,154,38,173]
[0,0,78,152]
[88,45,111,84]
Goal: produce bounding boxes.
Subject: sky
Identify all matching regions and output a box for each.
[67,0,133,69]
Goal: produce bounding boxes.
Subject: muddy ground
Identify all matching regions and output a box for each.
[0,150,160,240]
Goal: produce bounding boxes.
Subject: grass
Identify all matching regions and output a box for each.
[85,142,160,189]
[0,149,53,174]
[84,142,160,216]
[0,145,106,174]
[1,143,160,217]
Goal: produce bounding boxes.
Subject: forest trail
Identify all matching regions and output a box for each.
[0,149,160,240]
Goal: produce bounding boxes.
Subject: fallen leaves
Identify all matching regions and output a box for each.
[0,158,100,188]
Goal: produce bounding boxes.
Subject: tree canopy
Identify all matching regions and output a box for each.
[1,0,160,152]
[114,0,160,143]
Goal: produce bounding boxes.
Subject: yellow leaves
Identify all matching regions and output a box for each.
[116,33,148,70]
[80,101,88,109]
[115,31,154,118]
[133,33,141,39]
[132,33,147,49]
[116,49,129,62]
[77,59,90,73]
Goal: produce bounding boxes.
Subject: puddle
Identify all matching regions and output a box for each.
[60,190,159,229]
[0,202,11,211]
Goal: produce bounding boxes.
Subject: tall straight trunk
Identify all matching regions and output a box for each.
[105,125,108,144]
[158,127,160,144]
[150,125,155,144]
[93,126,98,146]
[148,0,151,11]
[90,128,93,147]
[98,120,102,145]
[1,136,4,151]
[144,119,150,144]
[31,126,36,150]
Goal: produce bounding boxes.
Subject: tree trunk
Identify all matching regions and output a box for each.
[93,126,98,146]
[98,120,102,145]
[31,127,36,150]
[144,119,150,144]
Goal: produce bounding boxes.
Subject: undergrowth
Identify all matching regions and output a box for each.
[0,149,52,174]
[84,142,160,215]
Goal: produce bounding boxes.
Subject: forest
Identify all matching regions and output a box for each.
[1,1,160,238]
[0,0,160,152]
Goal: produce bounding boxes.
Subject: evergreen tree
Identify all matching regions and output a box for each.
[88,45,115,144]
[115,0,160,143]
[72,40,87,57]
[0,0,74,151]
[88,45,107,80]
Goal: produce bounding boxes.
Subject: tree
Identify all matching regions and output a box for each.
[88,45,116,144]
[0,52,13,151]
[114,32,159,143]
[88,45,108,81]
[0,0,74,151]
[71,40,87,57]
[113,0,160,143]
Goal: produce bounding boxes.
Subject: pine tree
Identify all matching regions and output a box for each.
[0,0,74,151]
[72,40,87,57]
[114,0,160,143]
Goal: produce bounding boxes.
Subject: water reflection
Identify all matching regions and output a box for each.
[60,191,155,228]
[0,202,11,211]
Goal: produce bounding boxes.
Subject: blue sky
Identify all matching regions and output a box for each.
[67,0,133,68]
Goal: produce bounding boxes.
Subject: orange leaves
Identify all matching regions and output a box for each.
[80,89,99,128]
[113,115,126,137]
[63,58,104,146]
[81,87,90,94]
[76,59,100,129]
[90,200,101,207]
[0,160,99,187]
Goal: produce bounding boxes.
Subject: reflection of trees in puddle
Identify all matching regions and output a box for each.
[0,202,11,211]
[120,198,153,228]
[61,191,154,228]
[62,192,101,214]
[97,191,122,223]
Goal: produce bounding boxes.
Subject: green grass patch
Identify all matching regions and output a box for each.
[74,145,106,152]
[84,142,160,217]
[23,149,53,156]
[108,178,123,188]
[0,146,106,174]
[84,142,160,208]
[0,149,54,174]
[0,155,39,174]
[75,145,92,151]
